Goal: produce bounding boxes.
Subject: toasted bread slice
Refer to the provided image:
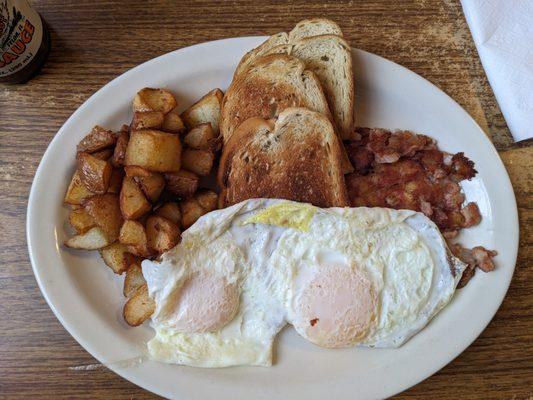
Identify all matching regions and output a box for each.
[291,35,354,140]
[218,107,349,208]
[235,32,290,77]
[220,54,332,143]
[288,18,343,42]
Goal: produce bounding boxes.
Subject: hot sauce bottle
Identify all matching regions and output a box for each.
[0,0,50,83]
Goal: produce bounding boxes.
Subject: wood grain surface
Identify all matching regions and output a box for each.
[1,0,531,398]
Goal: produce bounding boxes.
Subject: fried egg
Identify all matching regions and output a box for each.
[142,199,465,367]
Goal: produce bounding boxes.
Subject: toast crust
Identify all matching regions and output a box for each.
[218,108,349,208]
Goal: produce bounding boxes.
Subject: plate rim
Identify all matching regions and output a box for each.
[27,36,519,400]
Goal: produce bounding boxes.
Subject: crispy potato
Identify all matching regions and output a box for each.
[133,88,177,114]
[146,215,181,254]
[195,190,218,212]
[155,202,181,225]
[125,166,165,203]
[180,198,206,229]
[124,130,182,172]
[91,148,114,161]
[107,168,124,194]
[64,170,95,205]
[99,242,131,274]
[77,152,113,194]
[112,130,129,167]
[183,123,216,149]
[68,208,96,234]
[162,111,186,133]
[119,220,150,257]
[181,88,223,134]
[77,126,117,153]
[119,176,151,220]
[123,260,146,298]
[64,226,111,250]
[83,194,123,242]
[164,170,198,198]
[181,149,214,176]
[123,284,155,326]
[132,111,164,130]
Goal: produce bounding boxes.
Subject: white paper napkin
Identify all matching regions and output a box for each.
[461,0,533,141]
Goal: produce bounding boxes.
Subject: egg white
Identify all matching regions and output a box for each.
[143,199,465,367]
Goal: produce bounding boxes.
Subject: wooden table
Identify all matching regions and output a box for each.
[1,0,531,398]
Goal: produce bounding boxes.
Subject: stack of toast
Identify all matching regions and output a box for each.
[218,18,355,208]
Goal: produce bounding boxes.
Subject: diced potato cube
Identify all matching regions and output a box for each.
[133,88,177,114]
[195,190,218,212]
[64,170,95,205]
[99,242,130,274]
[107,168,124,194]
[162,111,186,133]
[181,149,214,176]
[181,89,223,134]
[112,130,129,167]
[146,215,181,254]
[180,198,206,229]
[77,126,117,153]
[119,176,151,219]
[123,260,146,298]
[91,148,113,160]
[125,130,181,172]
[83,193,123,242]
[77,152,113,194]
[183,123,216,149]
[164,170,198,198]
[64,227,111,250]
[155,202,181,225]
[123,284,155,326]
[68,208,96,234]
[131,111,164,130]
[119,220,151,257]
[125,166,165,203]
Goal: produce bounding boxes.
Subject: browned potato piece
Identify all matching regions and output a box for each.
[64,170,95,205]
[146,215,181,254]
[181,89,223,134]
[155,202,181,225]
[107,168,124,194]
[162,111,186,133]
[125,166,165,203]
[119,176,151,220]
[112,131,129,167]
[180,198,206,229]
[131,111,164,130]
[83,194,123,242]
[164,170,198,198]
[123,260,146,298]
[92,148,113,160]
[181,149,214,176]
[183,123,216,149]
[77,152,113,194]
[123,284,154,326]
[195,190,218,212]
[77,126,117,153]
[99,242,131,274]
[124,130,181,172]
[64,227,111,250]
[133,88,177,114]
[119,220,151,257]
[68,208,96,234]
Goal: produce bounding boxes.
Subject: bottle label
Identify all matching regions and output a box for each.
[0,0,43,77]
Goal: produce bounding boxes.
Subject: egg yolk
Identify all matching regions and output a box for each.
[291,266,376,348]
[166,272,239,333]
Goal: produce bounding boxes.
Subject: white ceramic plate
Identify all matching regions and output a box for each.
[27,37,519,400]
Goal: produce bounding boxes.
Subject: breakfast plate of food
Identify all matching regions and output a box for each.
[27,19,518,400]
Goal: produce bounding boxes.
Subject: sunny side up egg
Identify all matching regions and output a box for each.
[142,199,466,368]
